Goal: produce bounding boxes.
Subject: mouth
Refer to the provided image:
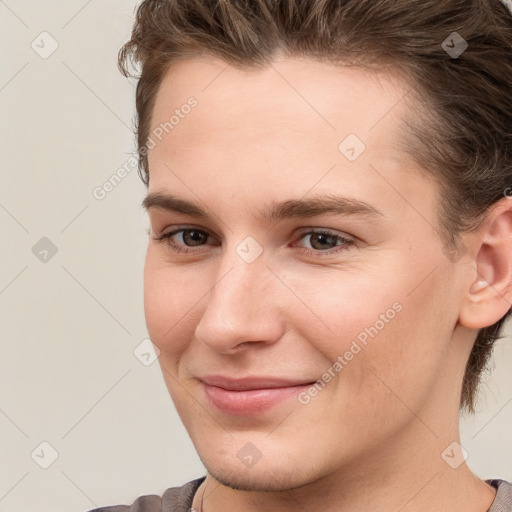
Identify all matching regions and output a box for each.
[199,375,317,415]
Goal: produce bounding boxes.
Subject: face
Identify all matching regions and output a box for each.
[143,55,468,490]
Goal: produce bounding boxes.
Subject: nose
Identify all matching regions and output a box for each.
[194,246,287,354]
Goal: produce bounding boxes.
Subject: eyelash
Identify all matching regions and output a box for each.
[151,227,356,257]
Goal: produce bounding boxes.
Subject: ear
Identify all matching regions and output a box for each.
[458,197,512,329]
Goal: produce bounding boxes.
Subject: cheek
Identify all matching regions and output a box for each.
[287,262,450,401]
[335,275,454,420]
[282,266,405,359]
[143,249,206,354]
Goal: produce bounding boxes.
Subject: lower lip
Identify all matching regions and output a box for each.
[202,382,313,415]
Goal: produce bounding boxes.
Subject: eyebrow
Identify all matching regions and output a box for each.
[141,192,383,221]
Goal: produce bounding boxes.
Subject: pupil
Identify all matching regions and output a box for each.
[311,233,335,250]
[184,230,205,246]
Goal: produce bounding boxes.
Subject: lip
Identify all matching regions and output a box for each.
[199,375,316,415]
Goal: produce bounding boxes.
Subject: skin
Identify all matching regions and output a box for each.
[142,55,512,511]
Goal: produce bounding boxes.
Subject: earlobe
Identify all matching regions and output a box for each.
[459,198,512,329]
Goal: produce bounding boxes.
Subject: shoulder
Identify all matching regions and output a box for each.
[85,476,206,512]
[488,479,512,512]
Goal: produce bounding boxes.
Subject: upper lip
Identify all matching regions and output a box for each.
[199,375,316,391]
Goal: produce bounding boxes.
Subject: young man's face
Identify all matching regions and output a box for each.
[143,56,471,490]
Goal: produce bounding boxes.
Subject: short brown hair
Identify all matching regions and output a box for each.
[118,0,512,412]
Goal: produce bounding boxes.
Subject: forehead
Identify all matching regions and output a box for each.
[146,55,435,227]
[149,55,414,152]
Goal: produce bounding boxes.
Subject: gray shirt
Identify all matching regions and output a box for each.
[86,476,512,511]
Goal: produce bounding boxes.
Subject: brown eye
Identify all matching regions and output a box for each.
[153,228,214,254]
[295,229,356,256]
[306,232,340,251]
[179,229,209,246]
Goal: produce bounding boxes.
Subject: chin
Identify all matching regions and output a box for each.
[204,461,310,492]
[195,439,323,493]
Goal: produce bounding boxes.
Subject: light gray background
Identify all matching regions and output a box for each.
[0,2,511,511]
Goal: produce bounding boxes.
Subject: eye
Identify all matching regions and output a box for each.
[151,226,356,257]
[152,227,215,254]
[294,229,355,256]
